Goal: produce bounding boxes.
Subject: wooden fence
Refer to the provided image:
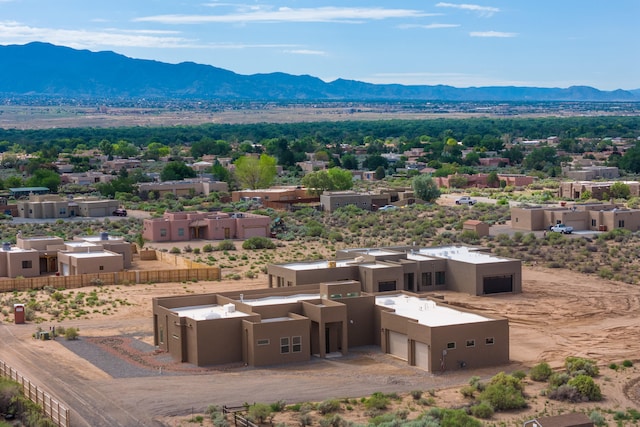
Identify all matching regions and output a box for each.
[0,359,70,427]
[0,266,220,292]
[223,405,258,427]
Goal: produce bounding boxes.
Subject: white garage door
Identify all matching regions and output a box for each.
[388,331,408,361]
[414,342,429,371]
[90,207,107,217]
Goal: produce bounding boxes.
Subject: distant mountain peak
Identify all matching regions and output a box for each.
[0,42,638,102]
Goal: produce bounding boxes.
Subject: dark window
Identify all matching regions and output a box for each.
[446,342,456,350]
[591,219,596,227]
[619,220,625,228]
[378,281,397,292]
[435,271,446,285]
[485,337,495,345]
[99,266,104,271]
[160,229,167,237]
[280,337,290,354]
[292,336,302,352]
[22,260,32,269]
[257,339,270,346]
[466,339,475,348]
[422,272,432,287]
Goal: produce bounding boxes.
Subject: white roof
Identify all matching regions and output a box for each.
[242,293,319,306]
[171,304,249,321]
[419,246,509,264]
[65,251,120,258]
[375,294,491,327]
[283,260,352,271]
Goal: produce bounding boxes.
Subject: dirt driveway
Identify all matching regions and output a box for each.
[2,266,640,426]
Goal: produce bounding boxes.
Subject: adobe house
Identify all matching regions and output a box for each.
[137,178,228,198]
[524,413,594,427]
[232,186,317,209]
[16,194,120,218]
[319,191,390,212]
[0,243,40,278]
[142,211,271,242]
[268,245,521,296]
[153,281,509,370]
[511,203,640,232]
[57,241,124,276]
[462,220,490,237]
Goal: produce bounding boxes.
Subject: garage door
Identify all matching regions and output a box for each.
[90,207,107,217]
[564,220,586,231]
[483,275,513,294]
[388,331,408,361]
[414,342,429,371]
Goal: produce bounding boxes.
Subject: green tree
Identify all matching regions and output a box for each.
[113,140,139,158]
[26,169,61,192]
[160,161,197,182]
[609,182,631,199]
[619,144,640,173]
[98,139,114,157]
[144,142,170,161]
[247,403,271,424]
[412,174,441,203]
[487,171,500,188]
[341,154,358,170]
[567,375,602,401]
[302,167,353,197]
[374,166,386,180]
[234,154,277,189]
[523,146,559,171]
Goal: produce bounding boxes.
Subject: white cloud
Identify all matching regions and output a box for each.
[283,49,326,56]
[398,23,459,30]
[470,31,517,38]
[436,3,500,17]
[135,7,434,25]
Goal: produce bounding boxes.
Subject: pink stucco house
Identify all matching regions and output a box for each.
[142,211,272,242]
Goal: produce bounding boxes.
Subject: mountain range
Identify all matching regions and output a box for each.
[1,42,639,102]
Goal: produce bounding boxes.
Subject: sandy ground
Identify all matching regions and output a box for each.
[1,263,640,426]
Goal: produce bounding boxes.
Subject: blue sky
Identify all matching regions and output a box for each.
[0,1,638,90]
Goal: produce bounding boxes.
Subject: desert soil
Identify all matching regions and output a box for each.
[1,255,640,426]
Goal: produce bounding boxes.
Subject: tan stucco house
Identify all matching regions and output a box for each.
[153,281,509,370]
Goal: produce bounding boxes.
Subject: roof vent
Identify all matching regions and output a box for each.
[100,232,108,240]
[2,242,10,251]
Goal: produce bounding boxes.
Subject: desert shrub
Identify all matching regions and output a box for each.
[410,390,423,400]
[478,372,526,411]
[216,240,236,251]
[317,399,341,415]
[622,359,634,368]
[567,375,602,401]
[242,237,276,250]
[193,247,200,254]
[183,245,193,253]
[247,403,271,424]
[609,362,619,371]
[548,372,570,388]
[270,400,286,412]
[460,385,476,398]
[0,378,21,413]
[565,356,599,377]
[364,392,389,411]
[328,231,344,242]
[298,412,314,426]
[589,410,606,426]
[530,362,553,381]
[512,370,527,380]
[319,414,345,427]
[440,408,482,427]
[548,384,582,402]
[202,244,213,252]
[169,247,181,254]
[470,401,494,419]
[64,327,79,340]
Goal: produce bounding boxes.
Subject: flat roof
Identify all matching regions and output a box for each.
[66,242,96,248]
[282,260,353,271]
[375,294,492,327]
[65,251,120,258]
[418,246,509,264]
[242,293,320,306]
[171,304,249,321]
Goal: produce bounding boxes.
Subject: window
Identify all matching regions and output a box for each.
[421,272,432,287]
[515,217,519,223]
[591,219,596,227]
[160,229,167,237]
[59,208,66,215]
[435,271,446,285]
[287,281,293,287]
[619,220,625,228]
[178,228,185,236]
[485,337,495,345]
[466,339,475,348]
[292,336,302,352]
[280,337,290,354]
[257,339,270,346]
[99,266,104,271]
[159,327,164,344]
[446,342,456,350]
[22,260,32,269]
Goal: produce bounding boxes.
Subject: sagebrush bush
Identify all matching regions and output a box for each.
[530,362,553,381]
[317,399,341,415]
[470,401,494,419]
[242,237,276,250]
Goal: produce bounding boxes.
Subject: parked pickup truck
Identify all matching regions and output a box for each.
[455,196,477,206]
[550,224,573,234]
